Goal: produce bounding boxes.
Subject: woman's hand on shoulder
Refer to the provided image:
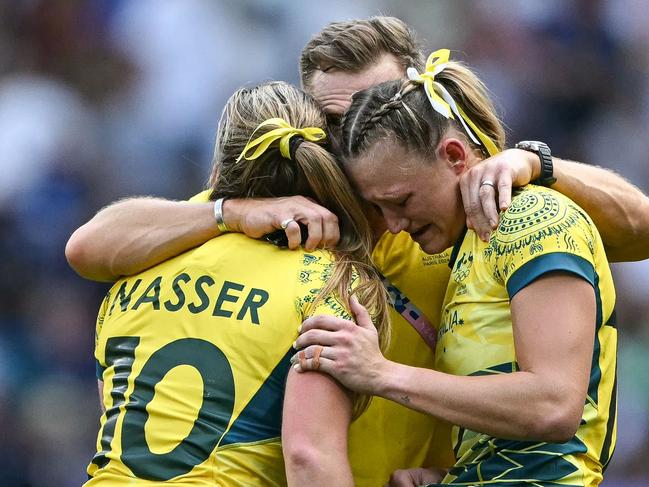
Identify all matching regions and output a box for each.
[226,196,340,250]
[291,296,387,395]
[459,148,538,241]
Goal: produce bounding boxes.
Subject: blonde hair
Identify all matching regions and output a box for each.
[209,81,390,419]
[300,16,424,90]
[341,61,505,160]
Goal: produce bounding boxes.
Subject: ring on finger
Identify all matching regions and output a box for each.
[312,345,324,371]
[298,350,307,370]
[280,218,295,230]
[480,179,496,189]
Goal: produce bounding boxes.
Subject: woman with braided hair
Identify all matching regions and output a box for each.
[294,50,617,486]
[84,81,389,487]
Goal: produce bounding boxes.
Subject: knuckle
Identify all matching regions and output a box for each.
[478,186,492,197]
[466,202,481,216]
[340,334,353,347]
[308,212,323,223]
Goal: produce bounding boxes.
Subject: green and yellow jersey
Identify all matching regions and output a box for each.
[434,185,617,486]
[86,234,353,486]
[188,191,457,485]
[351,230,455,485]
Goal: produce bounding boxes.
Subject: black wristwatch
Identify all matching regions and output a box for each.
[514,140,557,187]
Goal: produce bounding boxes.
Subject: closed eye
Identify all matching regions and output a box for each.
[396,194,411,207]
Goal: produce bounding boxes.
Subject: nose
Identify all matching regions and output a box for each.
[383,209,408,234]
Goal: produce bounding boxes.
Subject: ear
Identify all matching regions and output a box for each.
[436,137,468,175]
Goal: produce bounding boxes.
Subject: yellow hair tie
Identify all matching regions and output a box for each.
[407,49,498,156]
[236,117,327,162]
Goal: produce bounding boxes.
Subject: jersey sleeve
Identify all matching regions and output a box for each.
[488,187,599,299]
[94,291,111,380]
[294,251,355,321]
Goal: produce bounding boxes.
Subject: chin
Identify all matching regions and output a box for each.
[418,239,449,255]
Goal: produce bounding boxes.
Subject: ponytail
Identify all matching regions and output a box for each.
[209,82,390,420]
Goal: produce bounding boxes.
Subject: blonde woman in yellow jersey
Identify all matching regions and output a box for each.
[85,81,390,487]
[295,50,617,486]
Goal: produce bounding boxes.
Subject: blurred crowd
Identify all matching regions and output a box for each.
[0,1,647,485]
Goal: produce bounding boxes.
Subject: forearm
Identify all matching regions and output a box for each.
[551,158,649,262]
[376,361,578,442]
[66,197,220,281]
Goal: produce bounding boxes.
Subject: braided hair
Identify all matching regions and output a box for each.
[341,61,505,163]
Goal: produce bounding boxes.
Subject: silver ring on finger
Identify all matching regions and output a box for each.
[480,179,496,189]
[280,218,295,230]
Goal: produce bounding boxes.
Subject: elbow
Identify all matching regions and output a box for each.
[603,196,649,262]
[525,401,582,443]
[284,441,326,469]
[65,226,116,282]
[283,439,337,480]
[65,226,92,276]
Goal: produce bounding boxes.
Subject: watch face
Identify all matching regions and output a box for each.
[517,140,547,152]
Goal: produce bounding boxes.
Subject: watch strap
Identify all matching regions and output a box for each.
[515,141,556,187]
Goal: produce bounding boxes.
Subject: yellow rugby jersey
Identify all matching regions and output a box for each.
[86,234,354,486]
[348,231,455,486]
[188,191,456,483]
[434,185,617,486]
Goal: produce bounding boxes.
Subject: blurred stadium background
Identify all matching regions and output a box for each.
[0,1,647,485]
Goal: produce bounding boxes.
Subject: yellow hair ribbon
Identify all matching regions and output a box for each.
[236,117,327,162]
[407,48,453,118]
[407,49,498,156]
[456,105,498,157]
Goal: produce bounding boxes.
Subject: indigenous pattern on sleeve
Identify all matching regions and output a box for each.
[86,234,352,487]
[294,252,354,320]
[433,185,617,487]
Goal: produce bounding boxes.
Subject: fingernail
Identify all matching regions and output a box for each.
[489,220,497,228]
[297,324,302,333]
[293,364,300,371]
[292,340,297,349]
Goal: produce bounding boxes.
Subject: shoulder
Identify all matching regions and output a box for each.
[295,249,337,289]
[487,185,599,294]
[492,185,595,250]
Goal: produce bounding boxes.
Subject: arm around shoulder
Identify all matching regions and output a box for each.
[551,158,649,262]
[65,196,219,282]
